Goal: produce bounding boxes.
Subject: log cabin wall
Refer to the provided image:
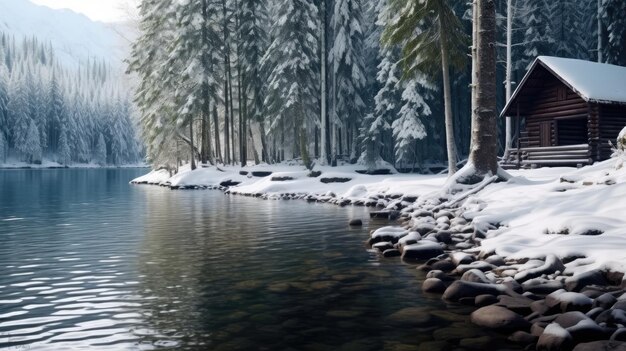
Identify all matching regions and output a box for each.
[521,71,589,148]
[599,104,626,160]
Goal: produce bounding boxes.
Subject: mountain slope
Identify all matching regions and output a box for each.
[0,0,130,68]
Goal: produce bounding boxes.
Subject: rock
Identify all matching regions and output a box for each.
[475,294,498,307]
[401,242,444,262]
[430,259,456,272]
[349,219,363,226]
[422,278,447,294]
[567,319,607,344]
[470,305,530,331]
[514,255,566,283]
[532,300,552,315]
[426,270,455,282]
[509,330,538,345]
[558,292,594,313]
[586,307,605,320]
[370,226,408,244]
[383,249,401,258]
[565,270,609,292]
[459,336,491,349]
[572,341,626,351]
[612,328,626,341]
[442,280,506,302]
[432,324,483,341]
[485,255,506,266]
[595,293,618,310]
[451,252,476,266]
[554,311,592,328]
[435,210,454,220]
[413,222,436,235]
[523,278,565,295]
[537,323,573,351]
[461,269,493,284]
[386,307,433,327]
[455,261,496,274]
[596,309,626,326]
[397,232,422,247]
[372,241,394,252]
[497,295,535,315]
[532,322,547,336]
[433,230,453,244]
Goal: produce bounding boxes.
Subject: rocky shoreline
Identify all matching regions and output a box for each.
[132,176,626,350]
[368,200,626,351]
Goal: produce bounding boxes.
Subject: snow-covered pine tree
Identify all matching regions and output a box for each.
[238,0,269,164]
[262,0,320,169]
[0,54,8,155]
[8,72,30,157]
[392,79,431,167]
[46,72,64,153]
[330,0,367,162]
[521,0,556,67]
[603,0,626,66]
[94,133,107,166]
[24,119,42,164]
[57,125,71,166]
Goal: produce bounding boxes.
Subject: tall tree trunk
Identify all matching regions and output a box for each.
[222,0,231,165]
[469,0,498,177]
[504,0,513,152]
[439,16,457,175]
[227,57,236,164]
[213,99,222,164]
[470,0,478,152]
[320,0,328,165]
[189,119,196,170]
[598,0,603,63]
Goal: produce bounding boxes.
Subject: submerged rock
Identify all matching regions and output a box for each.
[442,280,506,302]
[349,219,363,226]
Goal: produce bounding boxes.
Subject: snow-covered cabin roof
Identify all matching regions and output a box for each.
[501,56,626,117]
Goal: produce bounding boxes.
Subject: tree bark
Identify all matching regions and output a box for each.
[222,0,231,165]
[189,118,196,170]
[213,98,222,164]
[320,0,328,165]
[505,0,513,152]
[439,15,457,175]
[469,0,498,177]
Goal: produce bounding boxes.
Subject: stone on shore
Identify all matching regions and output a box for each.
[422,278,447,294]
[572,340,626,351]
[401,242,444,261]
[565,270,608,292]
[442,280,506,302]
[470,305,530,331]
[537,323,573,351]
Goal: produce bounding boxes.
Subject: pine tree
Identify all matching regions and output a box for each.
[262,0,320,169]
[330,0,367,162]
[392,79,430,165]
[57,126,71,166]
[95,133,107,166]
[383,0,469,175]
[603,0,626,66]
[24,119,42,164]
[522,0,556,66]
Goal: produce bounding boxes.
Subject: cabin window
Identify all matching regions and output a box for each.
[556,117,588,146]
[557,86,567,101]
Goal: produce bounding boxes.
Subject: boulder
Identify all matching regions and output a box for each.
[383,249,401,258]
[567,319,607,344]
[485,255,506,267]
[508,330,538,345]
[430,259,456,272]
[370,226,408,244]
[451,252,476,266]
[401,242,444,262]
[349,219,363,226]
[523,278,565,295]
[554,311,592,328]
[572,341,626,351]
[595,293,618,310]
[372,241,394,252]
[442,280,506,302]
[456,261,496,274]
[470,305,530,331]
[475,294,498,307]
[537,323,573,351]
[558,292,594,313]
[461,269,493,284]
[497,295,535,315]
[426,270,455,282]
[565,270,609,292]
[422,278,448,294]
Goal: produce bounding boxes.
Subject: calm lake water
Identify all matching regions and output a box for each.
[0,169,519,351]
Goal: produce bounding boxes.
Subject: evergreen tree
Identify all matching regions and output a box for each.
[57,126,71,166]
[95,133,107,166]
[24,119,42,164]
[393,79,430,165]
[603,0,626,66]
[383,0,469,174]
[262,0,320,169]
[330,0,367,161]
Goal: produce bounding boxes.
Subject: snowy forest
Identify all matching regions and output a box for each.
[131,0,625,173]
[0,34,141,166]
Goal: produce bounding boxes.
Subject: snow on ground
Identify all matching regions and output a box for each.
[132,154,626,274]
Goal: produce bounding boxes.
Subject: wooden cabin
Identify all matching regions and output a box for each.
[501,56,626,168]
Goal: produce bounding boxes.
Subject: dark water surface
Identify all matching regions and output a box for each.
[0,169,517,351]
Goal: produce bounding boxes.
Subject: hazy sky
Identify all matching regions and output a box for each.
[31,0,138,22]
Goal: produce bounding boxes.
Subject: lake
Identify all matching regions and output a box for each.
[0,169,517,350]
